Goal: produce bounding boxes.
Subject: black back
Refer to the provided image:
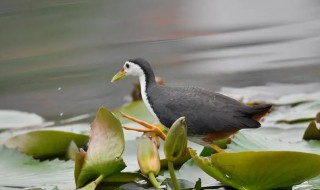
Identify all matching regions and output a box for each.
[128,58,272,135]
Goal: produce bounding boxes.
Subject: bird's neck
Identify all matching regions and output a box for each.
[139,72,159,120]
[139,72,156,101]
[139,70,156,91]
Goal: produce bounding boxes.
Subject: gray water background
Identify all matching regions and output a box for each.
[0,0,320,121]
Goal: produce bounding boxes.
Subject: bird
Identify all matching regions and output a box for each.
[111,58,272,151]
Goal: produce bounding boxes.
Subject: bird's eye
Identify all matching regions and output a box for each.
[125,64,130,69]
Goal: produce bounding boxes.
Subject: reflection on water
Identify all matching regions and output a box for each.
[0,0,319,120]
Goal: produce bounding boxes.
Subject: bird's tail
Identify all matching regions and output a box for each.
[246,104,272,121]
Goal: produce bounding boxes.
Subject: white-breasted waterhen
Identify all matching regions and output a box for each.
[111,58,272,152]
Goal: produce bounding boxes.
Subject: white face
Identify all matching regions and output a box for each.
[123,61,144,77]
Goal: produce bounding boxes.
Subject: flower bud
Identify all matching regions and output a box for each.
[137,136,161,175]
[164,116,188,162]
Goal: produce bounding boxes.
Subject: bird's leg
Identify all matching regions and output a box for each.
[120,112,167,141]
[122,126,154,133]
[121,112,154,129]
[212,144,225,153]
[122,126,161,148]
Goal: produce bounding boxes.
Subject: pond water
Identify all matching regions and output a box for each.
[1,0,320,122]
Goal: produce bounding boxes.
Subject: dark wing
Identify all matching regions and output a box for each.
[149,86,270,135]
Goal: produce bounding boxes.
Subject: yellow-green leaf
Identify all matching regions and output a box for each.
[189,148,320,190]
[113,101,156,124]
[5,130,88,159]
[76,107,126,188]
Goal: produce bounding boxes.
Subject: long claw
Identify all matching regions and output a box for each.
[120,112,167,141]
[123,126,154,133]
[120,112,154,129]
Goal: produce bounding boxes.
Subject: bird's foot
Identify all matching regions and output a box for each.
[212,144,225,153]
[121,112,167,146]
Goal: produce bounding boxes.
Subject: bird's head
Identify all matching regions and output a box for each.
[111,58,153,82]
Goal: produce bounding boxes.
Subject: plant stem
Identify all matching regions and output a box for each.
[80,174,104,190]
[94,174,104,186]
[168,161,180,190]
[148,172,161,189]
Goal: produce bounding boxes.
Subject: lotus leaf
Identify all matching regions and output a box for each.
[75,107,126,188]
[189,148,320,190]
[5,130,88,159]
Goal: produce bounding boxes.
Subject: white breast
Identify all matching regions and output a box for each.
[139,74,160,122]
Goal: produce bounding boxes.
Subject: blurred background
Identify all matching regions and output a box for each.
[0,0,320,122]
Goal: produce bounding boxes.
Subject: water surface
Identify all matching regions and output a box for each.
[0,0,319,122]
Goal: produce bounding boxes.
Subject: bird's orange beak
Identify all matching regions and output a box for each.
[111,67,126,82]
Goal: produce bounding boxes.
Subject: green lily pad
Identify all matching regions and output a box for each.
[177,158,220,187]
[223,127,320,189]
[189,148,320,190]
[220,83,320,105]
[113,101,157,124]
[266,101,320,124]
[0,110,44,131]
[5,130,88,159]
[160,154,191,169]
[303,120,320,140]
[308,175,320,189]
[76,107,126,188]
[0,146,75,190]
[0,123,91,145]
[102,172,149,183]
[227,128,320,153]
[271,92,320,106]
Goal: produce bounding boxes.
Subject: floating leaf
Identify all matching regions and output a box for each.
[266,101,320,124]
[271,92,320,106]
[161,178,196,189]
[5,130,88,159]
[79,175,104,190]
[113,101,156,124]
[0,123,91,145]
[189,148,320,190]
[0,110,44,130]
[76,107,126,188]
[102,172,149,183]
[225,130,320,189]
[227,128,320,154]
[220,83,320,104]
[199,138,231,156]
[160,153,191,170]
[308,175,320,189]
[0,146,75,190]
[177,157,221,187]
[95,182,154,190]
[96,172,153,190]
